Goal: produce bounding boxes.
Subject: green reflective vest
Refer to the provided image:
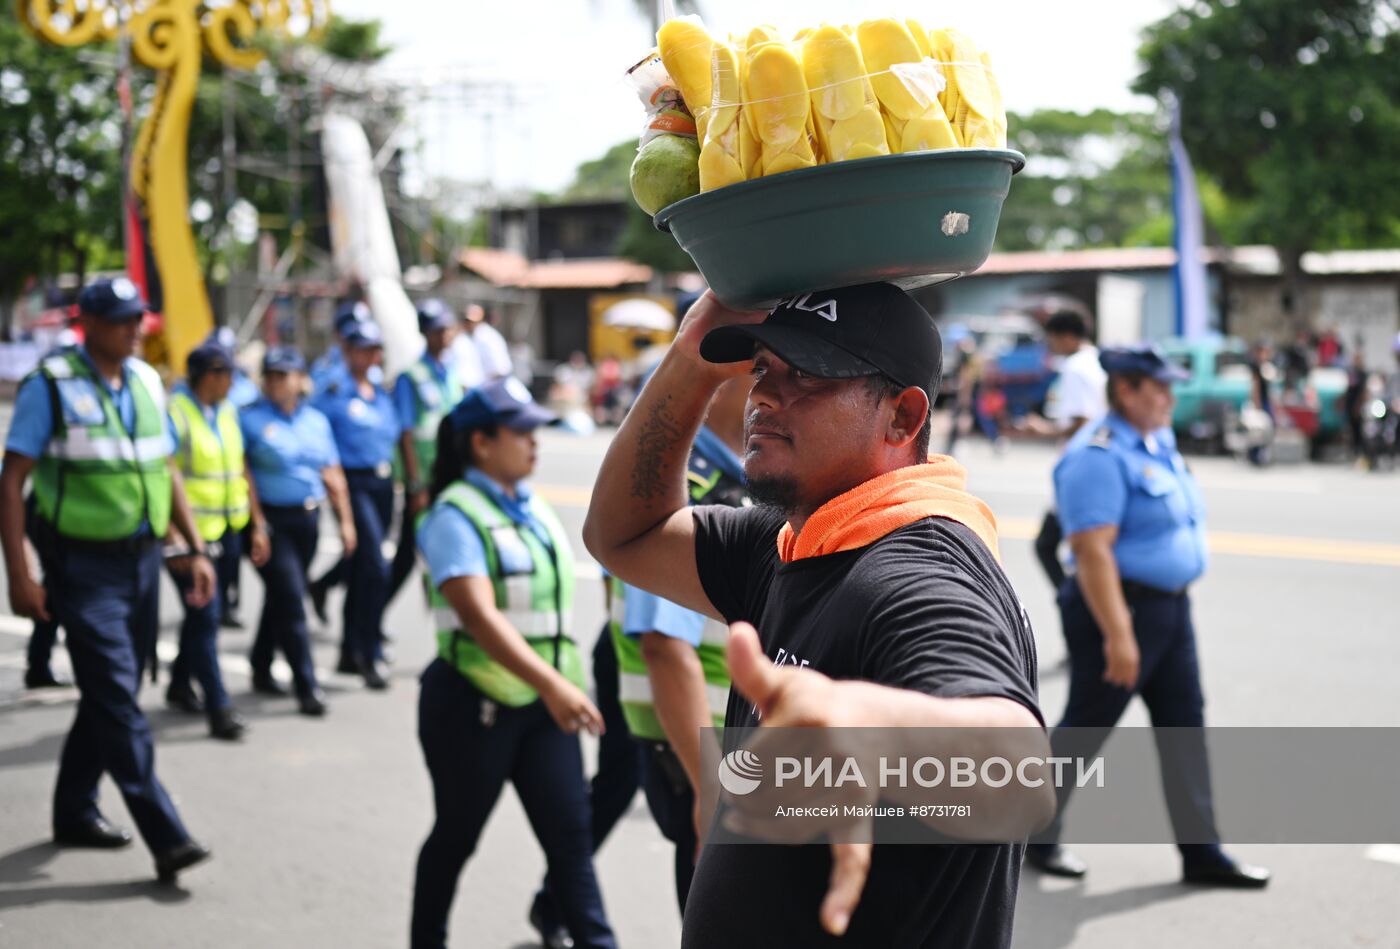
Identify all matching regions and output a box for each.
[169,391,250,541]
[401,355,463,480]
[427,480,581,707]
[31,350,173,541]
[611,443,750,742]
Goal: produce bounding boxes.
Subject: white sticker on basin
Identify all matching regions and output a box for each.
[941,212,971,236]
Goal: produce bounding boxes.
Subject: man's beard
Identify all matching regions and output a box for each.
[746,474,802,515]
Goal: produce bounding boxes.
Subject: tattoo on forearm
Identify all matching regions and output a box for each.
[632,394,683,500]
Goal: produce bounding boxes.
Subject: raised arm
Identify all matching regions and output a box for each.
[582,292,763,617]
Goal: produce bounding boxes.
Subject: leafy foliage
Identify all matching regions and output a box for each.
[1135,0,1400,263]
[0,16,124,300]
[560,137,695,272]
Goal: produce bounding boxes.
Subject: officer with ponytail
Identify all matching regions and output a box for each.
[410,378,615,949]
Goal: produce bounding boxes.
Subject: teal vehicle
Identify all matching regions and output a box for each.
[1162,336,1253,450]
[1162,336,1348,455]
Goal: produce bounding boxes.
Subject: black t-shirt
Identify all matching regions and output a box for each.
[682,505,1042,949]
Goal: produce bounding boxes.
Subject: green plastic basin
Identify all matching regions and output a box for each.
[654,148,1025,310]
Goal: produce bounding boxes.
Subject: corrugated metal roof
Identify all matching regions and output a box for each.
[973,245,1400,277]
[457,247,653,289]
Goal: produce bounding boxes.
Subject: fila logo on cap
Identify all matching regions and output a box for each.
[112,277,139,301]
[773,293,838,322]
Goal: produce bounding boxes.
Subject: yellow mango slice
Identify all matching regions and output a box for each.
[699,142,745,190]
[845,142,886,160]
[906,19,932,57]
[946,29,998,123]
[856,19,926,121]
[657,17,713,123]
[763,150,816,176]
[707,43,742,140]
[882,111,903,153]
[801,25,867,122]
[739,115,761,177]
[746,24,781,51]
[927,27,963,126]
[746,42,810,149]
[901,105,959,152]
[828,107,888,161]
[980,50,1008,146]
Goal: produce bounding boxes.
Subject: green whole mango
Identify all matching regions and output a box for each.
[630,134,702,216]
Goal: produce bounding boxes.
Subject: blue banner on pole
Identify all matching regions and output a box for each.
[1170,98,1210,340]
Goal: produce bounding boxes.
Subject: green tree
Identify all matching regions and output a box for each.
[182,15,399,275]
[561,137,696,272]
[1135,0,1400,323]
[0,16,124,316]
[997,108,1174,252]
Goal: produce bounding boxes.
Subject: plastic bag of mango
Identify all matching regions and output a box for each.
[643,15,1006,201]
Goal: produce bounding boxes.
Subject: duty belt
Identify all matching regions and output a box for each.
[1120,578,1188,599]
[345,463,393,480]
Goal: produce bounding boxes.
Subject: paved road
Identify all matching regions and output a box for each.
[1,419,1397,948]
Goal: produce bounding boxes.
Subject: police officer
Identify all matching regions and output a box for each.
[164,340,268,740]
[0,277,213,882]
[310,300,372,394]
[197,329,258,628]
[306,300,375,622]
[311,320,400,689]
[241,346,356,716]
[1026,345,1271,887]
[612,374,750,911]
[387,299,463,603]
[411,378,615,949]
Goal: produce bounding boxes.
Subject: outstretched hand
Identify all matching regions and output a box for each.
[725,622,874,937]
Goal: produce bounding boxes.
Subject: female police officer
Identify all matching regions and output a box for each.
[241,346,356,716]
[311,320,400,690]
[410,378,616,949]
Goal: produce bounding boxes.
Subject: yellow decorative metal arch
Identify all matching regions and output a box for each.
[16,0,330,370]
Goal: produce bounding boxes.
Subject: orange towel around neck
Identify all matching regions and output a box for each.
[776,455,1000,563]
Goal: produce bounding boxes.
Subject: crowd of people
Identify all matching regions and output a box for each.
[2,277,1282,948]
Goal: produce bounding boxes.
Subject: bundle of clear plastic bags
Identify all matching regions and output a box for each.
[629,13,1008,206]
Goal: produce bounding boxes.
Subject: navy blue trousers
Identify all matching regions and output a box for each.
[1036,580,1222,862]
[411,659,616,949]
[250,505,320,696]
[343,470,392,664]
[166,528,238,712]
[51,543,190,853]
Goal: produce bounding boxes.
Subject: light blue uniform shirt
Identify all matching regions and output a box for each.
[1055,411,1208,592]
[240,397,340,506]
[621,424,743,646]
[393,352,455,431]
[5,346,173,460]
[417,468,553,584]
[311,377,401,470]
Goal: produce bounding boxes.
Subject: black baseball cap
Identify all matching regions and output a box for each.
[700,282,943,396]
[77,277,147,322]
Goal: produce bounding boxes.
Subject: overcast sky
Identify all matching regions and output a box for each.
[331,0,1180,199]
